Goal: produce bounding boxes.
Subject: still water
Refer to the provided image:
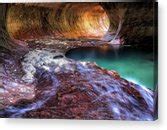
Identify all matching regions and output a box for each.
[66,46,156,90]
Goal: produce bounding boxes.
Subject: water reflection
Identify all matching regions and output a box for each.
[66,45,156,90]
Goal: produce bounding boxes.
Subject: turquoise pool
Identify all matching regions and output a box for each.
[66,46,157,90]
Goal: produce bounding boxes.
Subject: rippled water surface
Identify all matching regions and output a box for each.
[66,46,157,90]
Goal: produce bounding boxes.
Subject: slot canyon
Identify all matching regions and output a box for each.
[0,3,157,120]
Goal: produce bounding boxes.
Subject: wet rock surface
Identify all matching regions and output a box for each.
[0,46,155,120]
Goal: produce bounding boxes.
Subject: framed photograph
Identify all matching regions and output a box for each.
[0,0,158,121]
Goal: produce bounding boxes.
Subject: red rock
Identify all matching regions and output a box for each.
[0,47,155,120]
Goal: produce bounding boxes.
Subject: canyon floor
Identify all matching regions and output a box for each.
[0,39,155,120]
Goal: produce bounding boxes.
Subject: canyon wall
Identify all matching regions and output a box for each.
[0,3,156,45]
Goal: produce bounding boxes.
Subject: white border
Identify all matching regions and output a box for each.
[1,0,167,130]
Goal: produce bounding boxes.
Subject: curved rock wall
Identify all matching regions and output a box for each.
[1,3,155,44]
[101,3,154,43]
[6,3,110,40]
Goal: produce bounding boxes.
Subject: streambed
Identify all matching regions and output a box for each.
[0,41,155,120]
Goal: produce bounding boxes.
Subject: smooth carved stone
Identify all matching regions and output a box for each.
[0,47,155,120]
[7,52,153,120]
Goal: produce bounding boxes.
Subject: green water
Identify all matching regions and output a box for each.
[66,46,157,90]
